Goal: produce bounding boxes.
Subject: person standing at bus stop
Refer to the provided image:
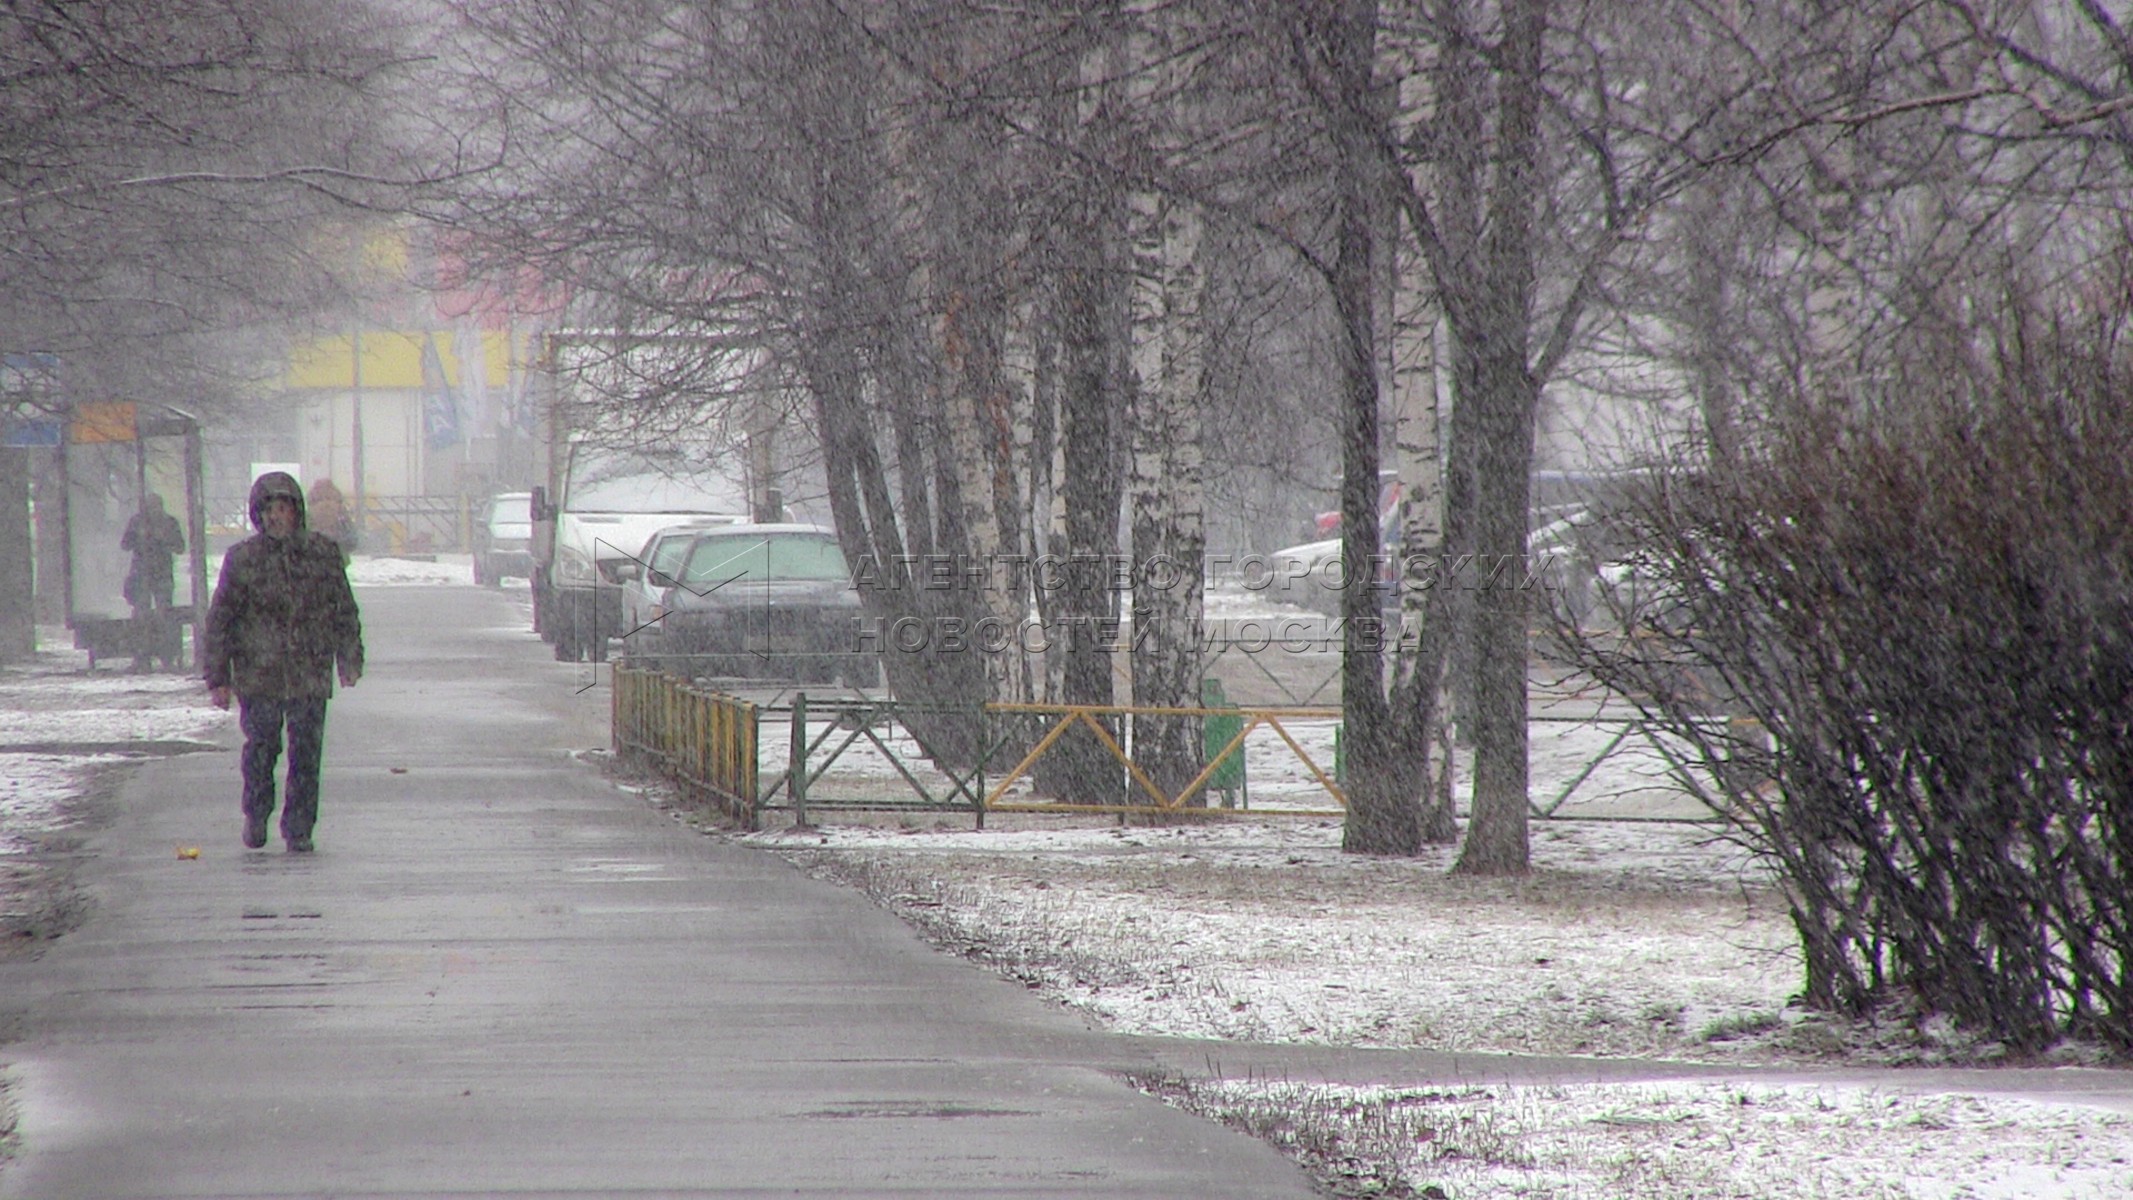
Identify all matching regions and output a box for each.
[204,471,365,853]
[120,492,186,672]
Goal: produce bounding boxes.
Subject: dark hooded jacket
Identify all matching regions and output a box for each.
[204,472,365,698]
[120,496,185,602]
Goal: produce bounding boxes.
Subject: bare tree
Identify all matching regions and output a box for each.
[0,0,433,660]
[1,0,428,362]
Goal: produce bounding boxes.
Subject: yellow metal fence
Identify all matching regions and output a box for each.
[980,702,1346,815]
[612,667,759,824]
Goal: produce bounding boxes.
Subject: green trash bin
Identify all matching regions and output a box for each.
[1201,677,1247,807]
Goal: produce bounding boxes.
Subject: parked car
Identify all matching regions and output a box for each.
[1307,469,1403,539]
[1263,507,1618,618]
[472,491,534,587]
[1261,534,1362,615]
[614,523,875,686]
[611,519,756,664]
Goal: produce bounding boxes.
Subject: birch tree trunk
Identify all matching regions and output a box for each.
[1386,286,1458,843]
[1124,6,1206,808]
[1127,190,1206,808]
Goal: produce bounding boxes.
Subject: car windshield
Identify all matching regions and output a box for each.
[680,533,847,585]
[682,537,848,588]
[649,534,696,577]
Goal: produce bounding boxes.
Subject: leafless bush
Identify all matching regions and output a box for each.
[1553,310,2133,1056]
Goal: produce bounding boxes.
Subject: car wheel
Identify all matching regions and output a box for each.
[552,611,582,661]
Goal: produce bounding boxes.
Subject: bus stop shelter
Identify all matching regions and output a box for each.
[61,402,210,671]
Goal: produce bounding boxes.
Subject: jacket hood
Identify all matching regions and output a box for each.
[248,471,308,532]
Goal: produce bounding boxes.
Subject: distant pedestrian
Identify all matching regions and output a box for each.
[204,471,365,853]
[307,477,358,555]
[120,492,186,672]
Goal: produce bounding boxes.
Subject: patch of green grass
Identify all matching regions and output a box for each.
[1697,1010,1782,1043]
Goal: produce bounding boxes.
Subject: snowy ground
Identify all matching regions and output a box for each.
[4,556,2131,1198]
[728,818,2133,1199]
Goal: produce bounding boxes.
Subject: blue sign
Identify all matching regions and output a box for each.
[2,417,62,448]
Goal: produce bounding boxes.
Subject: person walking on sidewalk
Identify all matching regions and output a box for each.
[204,471,365,852]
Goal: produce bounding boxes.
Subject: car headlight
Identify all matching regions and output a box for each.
[557,548,593,583]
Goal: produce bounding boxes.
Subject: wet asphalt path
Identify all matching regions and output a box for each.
[0,585,1318,1199]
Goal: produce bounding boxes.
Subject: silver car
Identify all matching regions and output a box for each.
[610,519,748,664]
[644,524,874,685]
[472,491,534,587]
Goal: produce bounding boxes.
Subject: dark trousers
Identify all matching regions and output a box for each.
[126,568,177,670]
[239,695,329,839]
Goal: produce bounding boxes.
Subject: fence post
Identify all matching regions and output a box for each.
[790,692,808,827]
[741,698,759,831]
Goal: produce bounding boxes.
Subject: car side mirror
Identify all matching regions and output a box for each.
[648,570,677,590]
[610,561,642,583]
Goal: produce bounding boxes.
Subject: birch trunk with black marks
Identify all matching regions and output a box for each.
[1386,291,1458,843]
[1127,189,1206,810]
[1124,10,1205,809]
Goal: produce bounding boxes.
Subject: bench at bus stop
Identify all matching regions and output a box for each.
[73,607,192,672]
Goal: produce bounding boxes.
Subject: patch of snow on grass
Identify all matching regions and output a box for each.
[737,813,2133,1198]
[759,819,1790,1059]
[1152,1076,2133,1199]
